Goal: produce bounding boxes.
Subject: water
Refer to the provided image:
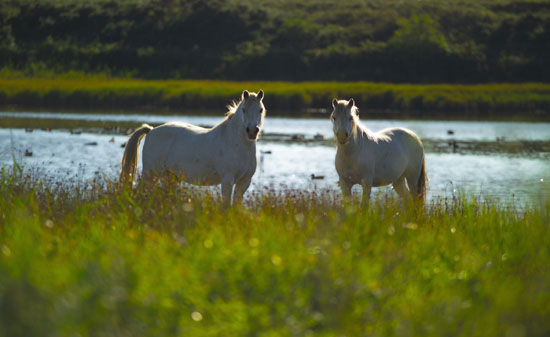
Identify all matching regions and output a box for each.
[1,112,549,205]
[3,111,550,141]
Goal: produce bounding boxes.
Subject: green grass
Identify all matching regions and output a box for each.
[1,75,550,119]
[1,167,549,336]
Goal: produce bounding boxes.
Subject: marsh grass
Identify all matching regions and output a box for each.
[1,76,550,119]
[1,167,549,336]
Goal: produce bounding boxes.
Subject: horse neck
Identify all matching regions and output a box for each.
[338,121,368,153]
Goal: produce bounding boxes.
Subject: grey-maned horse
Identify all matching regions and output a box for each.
[120,90,266,206]
[331,98,427,205]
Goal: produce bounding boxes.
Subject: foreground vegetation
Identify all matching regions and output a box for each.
[1,76,550,118]
[1,0,550,83]
[1,168,549,336]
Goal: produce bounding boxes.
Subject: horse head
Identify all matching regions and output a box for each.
[238,89,265,141]
[331,98,358,145]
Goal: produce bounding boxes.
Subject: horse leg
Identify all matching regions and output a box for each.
[221,182,234,207]
[339,179,352,202]
[233,177,252,204]
[393,175,411,203]
[360,182,372,207]
[360,174,373,207]
[405,169,422,201]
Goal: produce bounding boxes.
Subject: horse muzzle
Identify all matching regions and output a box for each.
[246,126,260,140]
[336,131,350,144]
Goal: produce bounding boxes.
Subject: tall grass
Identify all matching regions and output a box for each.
[1,74,550,119]
[1,168,549,336]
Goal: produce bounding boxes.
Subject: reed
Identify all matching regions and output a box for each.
[1,167,549,336]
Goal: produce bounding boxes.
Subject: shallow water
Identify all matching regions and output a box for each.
[1,112,549,205]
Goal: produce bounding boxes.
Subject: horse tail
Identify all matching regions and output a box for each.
[417,154,428,203]
[120,124,153,185]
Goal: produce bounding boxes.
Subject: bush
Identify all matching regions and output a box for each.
[1,0,550,82]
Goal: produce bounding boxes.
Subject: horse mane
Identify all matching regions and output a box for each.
[210,97,242,130]
[351,105,360,140]
[225,100,240,119]
[353,111,382,143]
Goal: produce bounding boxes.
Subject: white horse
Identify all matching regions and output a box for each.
[331,98,427,205]
[120,90,265,206]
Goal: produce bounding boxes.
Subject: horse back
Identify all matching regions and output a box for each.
[376,127,424,154]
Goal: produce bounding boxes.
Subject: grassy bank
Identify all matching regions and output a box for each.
[1,77,550,119]
[1,169,549,336]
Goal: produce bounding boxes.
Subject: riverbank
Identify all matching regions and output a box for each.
[1,78,550,120]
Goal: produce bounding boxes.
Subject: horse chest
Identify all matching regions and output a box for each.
[339,165,365,184]
[336,153,371,184]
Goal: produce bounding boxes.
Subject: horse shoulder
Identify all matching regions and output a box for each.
[335,145,352,168]
[334,150,346,175]
[210,129,256,180]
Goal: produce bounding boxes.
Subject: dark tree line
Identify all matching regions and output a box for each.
[1,0,550,83]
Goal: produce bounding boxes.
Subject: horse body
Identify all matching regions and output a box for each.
[142,120,257,186]
[331,99,427,204]
[120,90,265,206]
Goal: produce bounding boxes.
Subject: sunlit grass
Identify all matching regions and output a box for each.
[1,75,550,118]
[1,167,549,336]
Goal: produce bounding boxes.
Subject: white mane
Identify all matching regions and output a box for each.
[225,100,240,118]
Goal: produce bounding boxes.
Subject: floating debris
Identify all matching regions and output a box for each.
[313,133,324,141]
[70,129,82,135]
[447,130,455,135]
[24,149,33,157]
[261,150,272,154]
[109,137,115,143]
[311,174,325,180]
[25,128,33,133]
[121,142,126,148]
[85,142,98,146]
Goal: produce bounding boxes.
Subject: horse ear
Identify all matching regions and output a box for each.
[257,89,264,101]
[242,90,249,100]
[348,98,355,107]
[332,98,338,108]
